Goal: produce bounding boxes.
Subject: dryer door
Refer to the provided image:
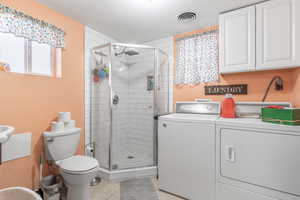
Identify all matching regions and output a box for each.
[220,128,300,196]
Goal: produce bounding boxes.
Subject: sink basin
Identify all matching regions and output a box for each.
[0,187,42,200]
[0,125,14,144]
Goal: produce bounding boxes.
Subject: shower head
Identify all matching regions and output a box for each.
[114,47,139,57]
[124,50,139,56]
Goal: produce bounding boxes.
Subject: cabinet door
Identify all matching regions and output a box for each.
[219,6,256,74]
[256,0,300,70]
[158,120,215,200]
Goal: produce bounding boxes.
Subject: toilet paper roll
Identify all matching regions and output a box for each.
[51,121,64,132]
[58,112,71,122]
[64,120,76,130]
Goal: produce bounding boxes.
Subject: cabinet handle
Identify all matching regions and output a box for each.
[162,123,167,128]
[226,146,236,163]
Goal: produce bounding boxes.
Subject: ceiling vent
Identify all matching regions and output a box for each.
[177,12,197,23]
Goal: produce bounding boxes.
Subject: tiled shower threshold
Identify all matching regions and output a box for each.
[98,166,157,182]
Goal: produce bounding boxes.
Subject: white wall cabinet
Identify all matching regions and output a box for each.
[256,0,300,70]
[219,0,300,74]
[219,6,256,73]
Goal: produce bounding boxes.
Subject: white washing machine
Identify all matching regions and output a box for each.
[158,102,220,200]
[216,112,300,200]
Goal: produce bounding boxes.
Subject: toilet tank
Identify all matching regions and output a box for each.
[43,128,81,161]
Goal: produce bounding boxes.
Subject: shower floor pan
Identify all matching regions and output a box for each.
[115,152,154,170]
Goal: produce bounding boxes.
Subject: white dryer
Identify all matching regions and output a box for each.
[216,116,300,200]
[158,102,220,200]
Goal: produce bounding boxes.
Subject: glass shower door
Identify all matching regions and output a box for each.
[110,45,156,170]
[90,44,111,170]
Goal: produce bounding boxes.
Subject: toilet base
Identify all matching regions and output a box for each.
[66,184,90,200]
[58,163,99,200]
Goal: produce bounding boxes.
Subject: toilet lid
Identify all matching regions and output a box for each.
[58,155,98,172]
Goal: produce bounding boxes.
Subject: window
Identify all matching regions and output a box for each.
[0,33,25,73]
[175,30,219,85]
[0,32,60,76]
[31,41,52,75]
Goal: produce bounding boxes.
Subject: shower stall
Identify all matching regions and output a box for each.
[89,43,169,181]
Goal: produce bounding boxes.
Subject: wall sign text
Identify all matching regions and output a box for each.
[205,84,248,95]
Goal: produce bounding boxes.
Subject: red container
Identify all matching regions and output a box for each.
[221,94,236,118]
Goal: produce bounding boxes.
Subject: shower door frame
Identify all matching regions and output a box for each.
[91,43,169,172]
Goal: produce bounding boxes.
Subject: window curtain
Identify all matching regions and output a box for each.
[0,4,65,48]
[175,30,218,85]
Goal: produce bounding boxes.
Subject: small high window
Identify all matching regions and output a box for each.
[0,32,61,76]
[0,33,25,73]
[31,41,53,75]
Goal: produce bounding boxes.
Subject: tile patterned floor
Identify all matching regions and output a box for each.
[90,179,184,200]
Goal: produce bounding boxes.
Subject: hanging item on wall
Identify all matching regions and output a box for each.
[0,62,10,72]
[205,84,248,95]
[99,68,107,79]
[92,64,109,83]
[92,68,100,83]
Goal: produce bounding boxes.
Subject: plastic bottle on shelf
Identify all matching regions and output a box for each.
[221,94,236,118]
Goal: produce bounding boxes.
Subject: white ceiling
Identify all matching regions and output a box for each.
[37,0,262,43]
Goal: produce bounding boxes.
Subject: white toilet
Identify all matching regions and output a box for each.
[43,128,99,200]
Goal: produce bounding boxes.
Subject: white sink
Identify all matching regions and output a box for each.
[0,187,42,200]
[0,125,15,144]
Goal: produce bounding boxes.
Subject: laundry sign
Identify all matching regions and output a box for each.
[205,84,248,95]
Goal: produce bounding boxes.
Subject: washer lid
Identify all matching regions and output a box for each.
[57,155,98,172]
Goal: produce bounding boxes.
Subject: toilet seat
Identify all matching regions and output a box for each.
[56,155,99,174]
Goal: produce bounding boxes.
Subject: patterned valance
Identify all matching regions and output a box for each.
[0,4,65,48]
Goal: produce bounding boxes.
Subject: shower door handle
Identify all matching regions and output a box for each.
[113,95,119,105]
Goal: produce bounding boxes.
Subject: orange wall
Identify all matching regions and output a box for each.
[292,68,300,107]
[0,0,85,190]
[173,26,300,107]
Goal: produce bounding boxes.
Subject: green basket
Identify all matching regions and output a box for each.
[262,108,300,126]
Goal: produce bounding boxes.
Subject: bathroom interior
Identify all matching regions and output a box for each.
[1,0,300,200]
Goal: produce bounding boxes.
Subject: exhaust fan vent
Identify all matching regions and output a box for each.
[178,12,197,23]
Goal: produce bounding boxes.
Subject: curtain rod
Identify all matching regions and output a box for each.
[175,29,218,42]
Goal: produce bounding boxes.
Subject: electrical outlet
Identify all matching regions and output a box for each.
[275,79,284,91]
